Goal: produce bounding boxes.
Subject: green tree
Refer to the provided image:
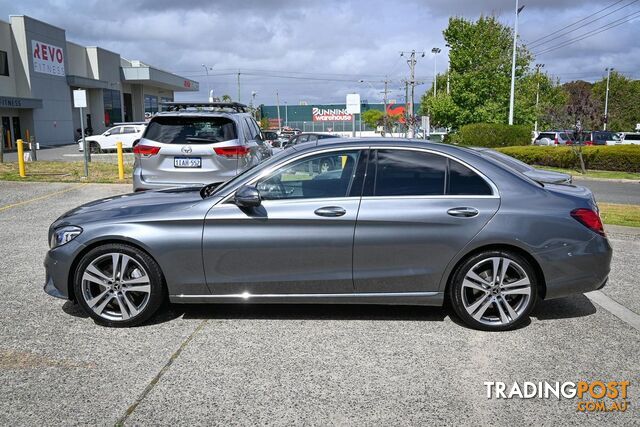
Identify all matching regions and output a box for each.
[221,94,232,102]
[592,71,640,131]
[419,15,567,130]
[259,117,270,129]
[361,109,384,128]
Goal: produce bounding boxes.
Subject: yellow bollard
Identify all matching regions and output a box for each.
[116,141,124,180]
[17,139,26,177]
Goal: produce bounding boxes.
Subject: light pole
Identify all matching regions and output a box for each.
[604,67,613,130]
[251,91,257,118]
[534,63,544,134]
[284,101,288,127]
[431,47,441,97]
[201,64,213,102]
[445,43,451,95]
[508,0,525,125]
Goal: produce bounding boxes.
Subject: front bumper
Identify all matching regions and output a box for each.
[43,241,84,300]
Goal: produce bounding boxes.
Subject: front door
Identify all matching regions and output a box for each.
[353,148,500,293]
[202,148,366,295]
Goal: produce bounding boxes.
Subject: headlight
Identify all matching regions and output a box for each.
[50,226,82,248]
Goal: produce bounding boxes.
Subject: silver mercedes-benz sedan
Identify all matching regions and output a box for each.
[44,139,612,331]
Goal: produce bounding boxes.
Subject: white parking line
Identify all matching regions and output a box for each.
[585,290,640,331]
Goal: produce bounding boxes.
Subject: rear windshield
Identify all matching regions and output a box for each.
[593,131,616,141]
[536,132,555,140]
[481,150,530,173]
[144,116,237,144]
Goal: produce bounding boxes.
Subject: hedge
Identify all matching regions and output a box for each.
[450,123,531,147]
[496,145,640,173]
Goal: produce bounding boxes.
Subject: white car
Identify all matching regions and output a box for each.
[78,124,146,153]
[620,132,640,145]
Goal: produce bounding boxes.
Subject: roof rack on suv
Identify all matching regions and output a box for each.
[160,102,250,113]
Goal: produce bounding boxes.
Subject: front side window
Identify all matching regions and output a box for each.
[257,150,361,200]
[372,150,446,196]
[144,116,237,144]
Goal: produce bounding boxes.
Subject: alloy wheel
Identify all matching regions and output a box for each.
[460,257,532,326]
[80,252,151,321]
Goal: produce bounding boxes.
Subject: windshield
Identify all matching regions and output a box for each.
[202,153,286,198]
[144,116,237,144]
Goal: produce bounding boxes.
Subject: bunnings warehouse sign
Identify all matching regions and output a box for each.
[312,107,352,121]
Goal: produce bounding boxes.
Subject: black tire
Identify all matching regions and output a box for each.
[73,243,166,327]
[89,141,102,154]
[449,250,538,331]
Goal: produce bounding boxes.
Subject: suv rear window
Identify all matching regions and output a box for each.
[144,116,237,144]
[536,133,555,140]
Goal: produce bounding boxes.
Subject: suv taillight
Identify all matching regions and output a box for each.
[584,140,594,146]
[571,208,605,236]
[554,136,559,145]
[133,145,160,156]
[214,146,250,158]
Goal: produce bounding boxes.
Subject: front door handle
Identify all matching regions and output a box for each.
[314,206,347,217]
[447,207,479,218]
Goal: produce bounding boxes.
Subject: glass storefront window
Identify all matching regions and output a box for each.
[144,95,158,114]
[103,89,122,126]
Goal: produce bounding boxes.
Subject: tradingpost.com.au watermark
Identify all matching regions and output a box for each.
[484,381,631,412]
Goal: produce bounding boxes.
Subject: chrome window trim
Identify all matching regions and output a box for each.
[369,145,500,198]
[216,144,500,205]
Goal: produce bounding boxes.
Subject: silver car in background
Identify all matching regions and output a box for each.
[533,131,574,146]
[133,102,271,191]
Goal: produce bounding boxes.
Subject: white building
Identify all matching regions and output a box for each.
[0,15,199,147]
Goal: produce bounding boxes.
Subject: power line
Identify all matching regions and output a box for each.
[528,0,639,50]
[525,0,628,46]
[533,9,640,56]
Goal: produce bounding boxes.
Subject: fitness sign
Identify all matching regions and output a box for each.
[32,40,65,77]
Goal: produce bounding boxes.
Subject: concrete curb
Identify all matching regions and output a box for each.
[572,176,640,184]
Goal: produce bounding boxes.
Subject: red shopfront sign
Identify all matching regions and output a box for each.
[32,40,65,76]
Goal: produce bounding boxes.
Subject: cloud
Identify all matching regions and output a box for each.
[1,0,638,104]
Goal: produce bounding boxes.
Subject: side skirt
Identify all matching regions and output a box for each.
[169,291,444,306]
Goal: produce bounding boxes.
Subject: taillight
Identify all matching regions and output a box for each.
[214,146,250,158]
[571,208,605,236]
[554,136,559,145]
[133,145,160,156]
[584,140,594,146]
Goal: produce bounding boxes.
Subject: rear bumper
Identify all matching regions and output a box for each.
[132,166,235,192]
[536,234,612,300]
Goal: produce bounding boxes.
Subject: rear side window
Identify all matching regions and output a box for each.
[625,134,640,141]
[373,150,446,196]
[448,160,493,195]
[144,116,237,144]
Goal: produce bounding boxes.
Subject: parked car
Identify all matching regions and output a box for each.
[132,102,270,192]
[44,138,611,331]
[283,132,340,149]
[620,132,640,145]
[471,148,572,184]
[574,131,621,146]
[533,131,573,146]
[78,123,146,153]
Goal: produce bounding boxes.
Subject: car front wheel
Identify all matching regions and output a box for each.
[449,251,537,331]
[73,243,166,327]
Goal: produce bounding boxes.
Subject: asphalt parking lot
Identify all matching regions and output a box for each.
[0,181,638,425]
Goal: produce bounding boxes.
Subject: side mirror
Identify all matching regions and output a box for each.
[104,132,111,136]
[234,185,261,208]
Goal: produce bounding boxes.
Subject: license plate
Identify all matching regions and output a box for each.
[174,157,201,168]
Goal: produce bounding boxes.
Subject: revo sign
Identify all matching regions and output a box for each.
[31,40,65,76]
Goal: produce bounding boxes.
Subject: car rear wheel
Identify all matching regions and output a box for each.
[449,250,537,331]
[73,243,166,327]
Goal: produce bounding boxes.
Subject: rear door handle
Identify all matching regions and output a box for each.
[314,206,347,217]
[447,207,479,218]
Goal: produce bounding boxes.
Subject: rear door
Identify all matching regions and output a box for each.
[353,148,500,293]
[137,115,249,186]
[202,148,368,294]
[120,126,138,148]
[101,126,123,150]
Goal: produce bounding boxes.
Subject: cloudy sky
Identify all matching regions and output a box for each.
[2,0,639,105]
